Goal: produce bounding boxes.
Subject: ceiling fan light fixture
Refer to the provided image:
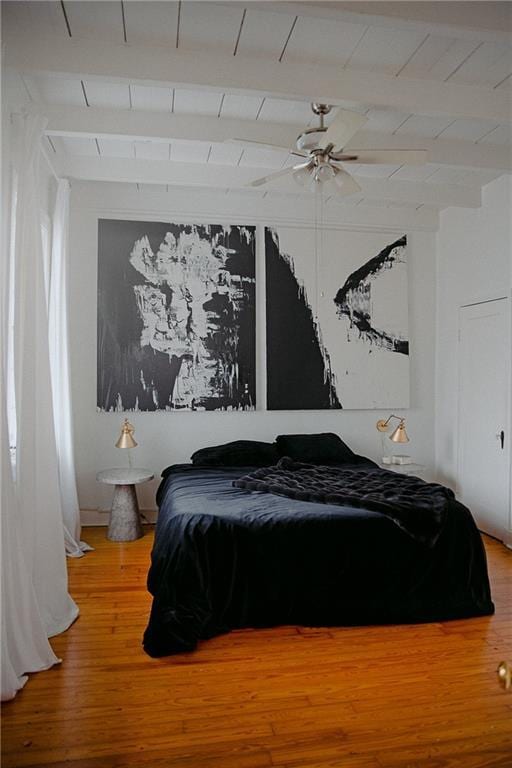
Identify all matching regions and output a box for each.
[333,166,347,189]
[292,163,313,187]
[314,162,335,183]
[242,103,426,195]
[334,167,362,196]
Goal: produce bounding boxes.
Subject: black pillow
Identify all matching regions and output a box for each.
[275,432,355,464]
[191,440,279,467]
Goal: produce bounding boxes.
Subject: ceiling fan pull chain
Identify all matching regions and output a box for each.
[314,183,322,324]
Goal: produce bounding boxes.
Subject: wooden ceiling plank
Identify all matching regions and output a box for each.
[397,35,456,79]
[63,1,125,44]
[59,136,99,157]
[130,84,173,113]
[346,25,428,77]
[477,124,512,145]
[173,88,224,117]
[22,74,86,107]
[257,98,313,125]
[436,118,501,142]
[281,15,367,68]
[96,137,135,159]
[83,81,131,110]
[178,2,245,55]
[449,41,512,86]
[134,141,170,162]
[122,1,179,48]
[219,94,265,120]
[394,114,457,139]
[427,39,483,82]
[225,2,512,44]
[235,8,295,60]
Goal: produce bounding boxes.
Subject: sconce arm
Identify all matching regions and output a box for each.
[376,414,404,433]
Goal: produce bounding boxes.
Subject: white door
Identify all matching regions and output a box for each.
[458,298,510,541]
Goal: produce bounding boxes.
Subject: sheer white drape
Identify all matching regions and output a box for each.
[49,179,91,557]
[1,114,78,700]
[1,364,60,701]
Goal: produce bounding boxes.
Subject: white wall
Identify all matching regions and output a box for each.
[68,181,437,520]
[436,174,512,492]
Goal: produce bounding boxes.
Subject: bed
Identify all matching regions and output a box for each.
[143,436,493,658]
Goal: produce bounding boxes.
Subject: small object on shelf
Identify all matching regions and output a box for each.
[380,462,426,479]
[391,455,413,465]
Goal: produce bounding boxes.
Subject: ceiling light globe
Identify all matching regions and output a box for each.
[333,168,346,189]
[314,163,335,183]
[293,164,312,187]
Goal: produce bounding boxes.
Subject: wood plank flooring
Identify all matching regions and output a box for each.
[2,527,511,768]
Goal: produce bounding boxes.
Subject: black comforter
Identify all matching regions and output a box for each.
[143,463,493,658]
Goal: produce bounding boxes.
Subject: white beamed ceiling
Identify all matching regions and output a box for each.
[2,0,511,216]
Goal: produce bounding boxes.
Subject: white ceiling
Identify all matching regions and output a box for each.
[2,0,511,214]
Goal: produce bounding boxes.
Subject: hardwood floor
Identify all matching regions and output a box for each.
[2,527,511,768]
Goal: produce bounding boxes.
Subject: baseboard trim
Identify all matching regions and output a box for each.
[80,508,158,526]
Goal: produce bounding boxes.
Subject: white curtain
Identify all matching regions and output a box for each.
[49,179,91,557]
[1,370,60,701]
[0,115,64,700]
[1,114,78,700]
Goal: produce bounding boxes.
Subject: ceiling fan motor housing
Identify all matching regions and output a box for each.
[311,103,332,116]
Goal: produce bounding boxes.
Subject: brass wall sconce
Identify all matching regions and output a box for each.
[376,414,410,443]
[116,418,137,467]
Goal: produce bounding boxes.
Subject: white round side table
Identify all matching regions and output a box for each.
[96,468,154,541]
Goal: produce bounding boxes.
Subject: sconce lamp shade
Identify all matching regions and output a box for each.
[390,422,409,443]
[376,414,409,443]
[115,419,138,449]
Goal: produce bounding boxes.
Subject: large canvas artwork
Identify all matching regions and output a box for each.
[265,227,409,410]
[97,220,256,411]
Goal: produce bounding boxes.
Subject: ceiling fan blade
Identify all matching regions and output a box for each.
[228,138,296,153]
[342,149,428,166]
[248,165,297,187]
[319,109,368,151]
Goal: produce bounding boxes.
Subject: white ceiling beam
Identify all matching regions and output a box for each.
[54,155,481,208]
[38,105,512,172]
[6,33,511,124]
[39,105,303,150]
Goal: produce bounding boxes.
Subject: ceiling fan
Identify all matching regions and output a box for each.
[229,104,428,196]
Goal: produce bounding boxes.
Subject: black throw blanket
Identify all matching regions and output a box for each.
[233,457,453,547]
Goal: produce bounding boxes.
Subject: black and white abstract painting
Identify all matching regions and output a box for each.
[265,227,409,410]
[97,220,256,411]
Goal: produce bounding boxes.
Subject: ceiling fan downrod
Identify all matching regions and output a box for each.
[311,103,332,130]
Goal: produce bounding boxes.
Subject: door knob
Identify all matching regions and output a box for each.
[497,430,505,449]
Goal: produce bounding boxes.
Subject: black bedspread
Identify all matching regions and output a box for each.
[143,463,493,658]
